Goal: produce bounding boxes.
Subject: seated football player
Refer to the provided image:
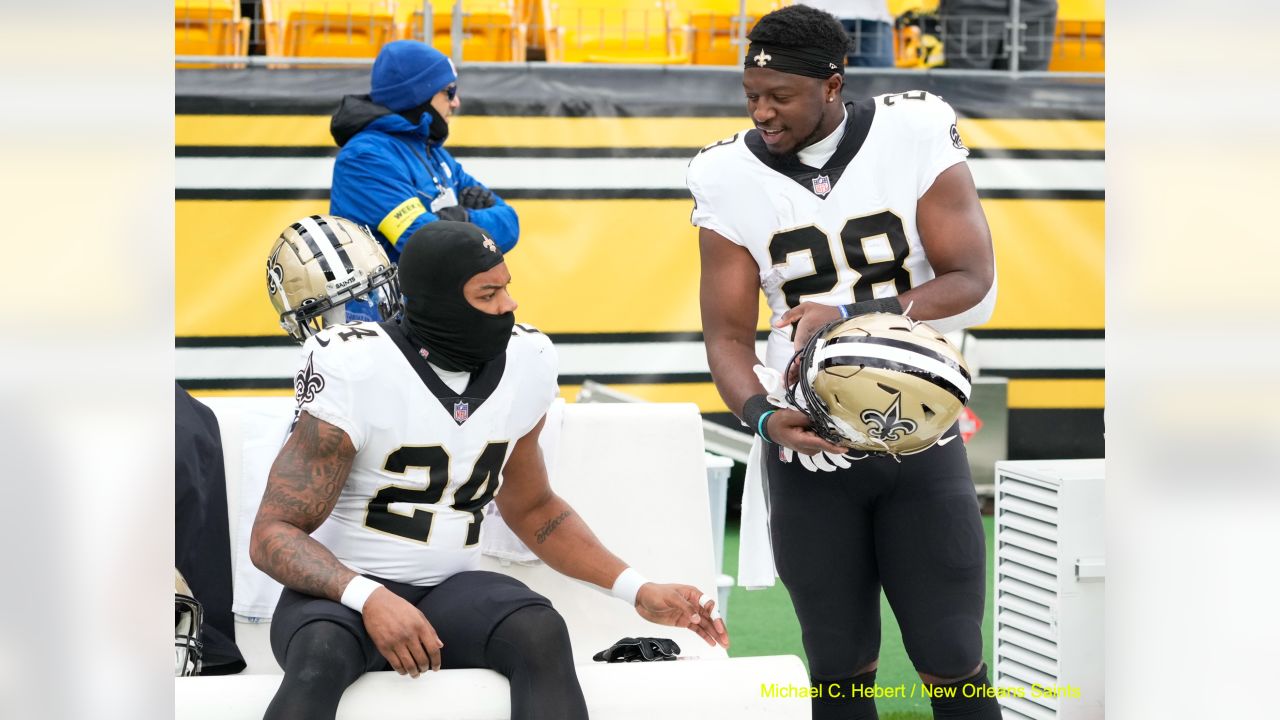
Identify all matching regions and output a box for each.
[251,221,729,720]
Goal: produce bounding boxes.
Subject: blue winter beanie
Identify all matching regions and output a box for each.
[370,41,457,112]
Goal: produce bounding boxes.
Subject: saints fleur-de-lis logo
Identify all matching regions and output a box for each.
[860,394,917,442]
[294,351,325,405]
[266,259,284,296]
[754,50,771,67]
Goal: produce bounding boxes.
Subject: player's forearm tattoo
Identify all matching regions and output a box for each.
[534,510,573,545]
[251,412,356,601]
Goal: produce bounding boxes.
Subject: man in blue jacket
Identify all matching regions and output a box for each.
[330,41,519,258]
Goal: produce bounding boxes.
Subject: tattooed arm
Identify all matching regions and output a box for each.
[249,410,358,601]
[251,410,448,675]
[495,415,627,588]
[496,415,731,647]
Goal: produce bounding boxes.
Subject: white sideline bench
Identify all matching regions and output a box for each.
[177,398,808,720]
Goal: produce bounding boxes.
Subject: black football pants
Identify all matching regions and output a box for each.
[765,430,988,685]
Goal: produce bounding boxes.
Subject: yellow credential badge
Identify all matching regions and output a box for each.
[378,197,427,246]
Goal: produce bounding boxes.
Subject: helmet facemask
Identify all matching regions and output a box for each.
[175,571,204,677]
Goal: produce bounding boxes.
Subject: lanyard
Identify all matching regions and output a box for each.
[408,142,449,197]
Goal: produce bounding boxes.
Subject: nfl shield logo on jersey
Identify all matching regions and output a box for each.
[811,175,832,197]
[453,400,470,423]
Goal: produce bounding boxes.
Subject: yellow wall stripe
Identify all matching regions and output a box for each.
[959,118,1104,151]
[983,198,1105,329]
[177,115,1104,151]
[177,197,1101,337]
[190,388,295,399]
[190,379,1104,411]
[1007,379,1105,409]
[177,115,335,147]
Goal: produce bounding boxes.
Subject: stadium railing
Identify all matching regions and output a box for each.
[175,0,1103,73]
[176,0,251,67]
[397,0,530,62]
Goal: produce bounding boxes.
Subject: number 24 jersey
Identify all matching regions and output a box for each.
[293,320,557,586]
[686,91,969,373]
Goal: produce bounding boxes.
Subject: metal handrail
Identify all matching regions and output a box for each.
[176,0,1101,74]
[175,54,1104,81]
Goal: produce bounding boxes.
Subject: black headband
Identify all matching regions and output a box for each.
[744,42,843,78]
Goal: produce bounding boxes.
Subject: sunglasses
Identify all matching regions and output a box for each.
[444,84,457,101]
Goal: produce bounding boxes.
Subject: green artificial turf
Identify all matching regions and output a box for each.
[721,515,997,718]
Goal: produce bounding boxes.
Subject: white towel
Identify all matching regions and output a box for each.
[480,399,565,565]
[737,436,778,589]
[231,408,291,620]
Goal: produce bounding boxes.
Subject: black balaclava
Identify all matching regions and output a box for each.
[397,221,513,372]
[399,99,449,144]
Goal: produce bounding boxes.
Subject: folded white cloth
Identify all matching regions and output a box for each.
[480,398,566,565]
[737,436,777,589]
[231,408,291,620]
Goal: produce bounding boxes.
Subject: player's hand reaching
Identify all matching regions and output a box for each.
[634,583,729,649]
[765,407,848,456]
[362,587,444,678]
[776,302,842,352]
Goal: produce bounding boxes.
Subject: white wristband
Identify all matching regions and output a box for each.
[340,576,383,613]
[609,567,649,607]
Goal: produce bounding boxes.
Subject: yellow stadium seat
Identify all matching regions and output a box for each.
[887,0,936,15]
[669,0,788,66]
[1049,0,1104,72]
[396,0,530,61]
[543,0,688,64]
[521,0,544,50]
[176,0,250,65]
[263,0,399,58]
[1057,0,1104,20]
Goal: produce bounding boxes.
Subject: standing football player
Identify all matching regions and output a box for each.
[687,5,997,720]
[251,221,728,720]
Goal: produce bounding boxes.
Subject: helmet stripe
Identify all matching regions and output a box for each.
[825,335,971,382]
[292,216,343,283]
[815,342,972,401]
[313,215,355,272]
[819,355,970,404]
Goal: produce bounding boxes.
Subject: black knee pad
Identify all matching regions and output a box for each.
[926,664,1002,719]
[266,621,366,720]
[488,604,573,658]
[281,620,366,684]
[812,669,879,720]
[486,605,586,720]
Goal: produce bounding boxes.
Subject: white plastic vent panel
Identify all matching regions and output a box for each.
[994,460,1104,719]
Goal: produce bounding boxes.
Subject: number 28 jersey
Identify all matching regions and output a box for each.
[686,92,969,373]
[293,320,557,586]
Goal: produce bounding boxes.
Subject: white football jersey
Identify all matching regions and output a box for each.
[294,320,557,586]
[686,91,970,373]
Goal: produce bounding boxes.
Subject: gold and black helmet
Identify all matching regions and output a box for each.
[787,312,972,458]
[266,215,403,342]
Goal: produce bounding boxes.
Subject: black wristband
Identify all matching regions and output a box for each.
[741,393,776,442]
[839,296,904,319]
